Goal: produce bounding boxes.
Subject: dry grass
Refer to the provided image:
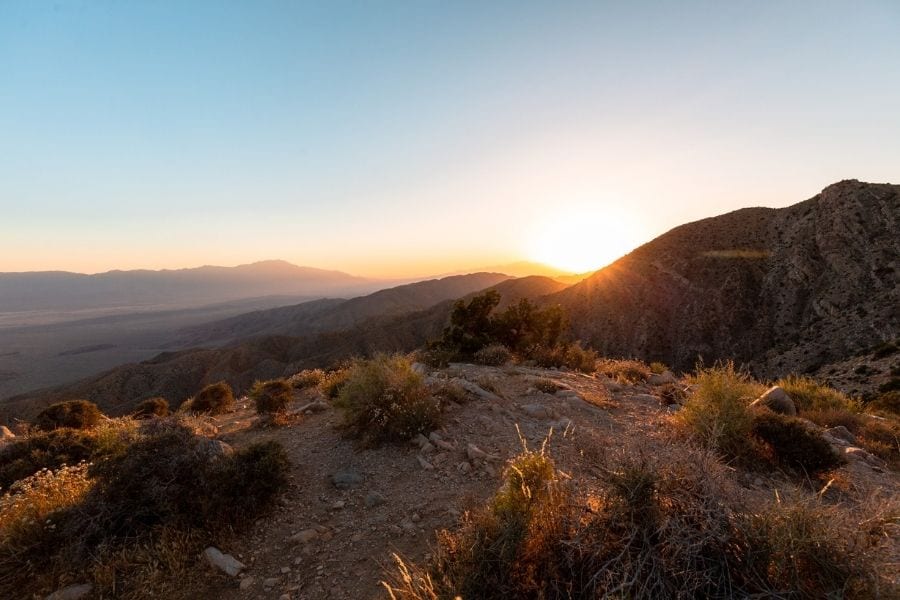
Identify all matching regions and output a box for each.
[805,408,900,467]
[287,368,325,390]
[531,342,598,373]
[384,441,895,599]
[250,378,293,415]
[34,400,102,431]
[473,344,512,366]
[188,382,234,415]
[777,374,861,413]
[597,358,651,383]
[675,362,765,459]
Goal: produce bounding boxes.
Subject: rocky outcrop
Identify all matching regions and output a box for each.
[550,180,900,384]
[749,386,797,416]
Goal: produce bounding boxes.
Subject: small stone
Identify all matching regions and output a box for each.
[825,426,857,445]
[522,403,553,419]
[457,461,472,474]
[417,455,435,470]
[365,491,387,508]
[289,529,318,544]
[281,566,291,574]
[428,431,443,443]
[420,441,436,453]
[647,371,677,386]
[331,500,346,510]
[279,595,291,600]
[411,513,421,523]
[239,577,255,591]
[45,584,93,600]
[204,547,245,577]
[434,439,455,451]
[331,470,363,489]
[263,577,279,588]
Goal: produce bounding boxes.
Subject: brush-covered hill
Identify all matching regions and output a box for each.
[0,276,567,421]
[549,180,900,382]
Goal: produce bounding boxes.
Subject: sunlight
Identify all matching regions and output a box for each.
[527,208,641,273]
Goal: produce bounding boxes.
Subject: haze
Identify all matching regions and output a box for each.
[2,1,899,277]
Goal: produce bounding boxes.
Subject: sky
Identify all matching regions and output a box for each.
[1,1,899,277]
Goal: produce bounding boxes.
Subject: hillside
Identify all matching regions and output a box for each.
[550,180,900,386]
[176,272,513,347]
[0,276,568,421]
[0,260,378,313]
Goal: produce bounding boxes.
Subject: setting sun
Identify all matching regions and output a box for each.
[527,209,642,273]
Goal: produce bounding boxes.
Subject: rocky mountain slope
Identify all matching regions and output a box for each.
[0,276,567,421]
[549,180,900,381]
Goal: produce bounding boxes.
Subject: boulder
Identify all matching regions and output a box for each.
[749,386,797,416]
[825,426,857,445]
[200,439,234,460]
[449,378,502,402]
[647,371,677,386]
[204,547,245,577]
[0,425,15,441]
[522,403,554,419]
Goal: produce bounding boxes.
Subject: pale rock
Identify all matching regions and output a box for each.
[450,377,502,402]
[239,576,255,590]
[522,403,553,419]
[204,547,246,577]
[45,584,93,600]
[417,455,435,470]
[365,491,386,508]
[647,371,677,386]
[331,470,363,489]
[749,386,797,416]
[290,529,319,544]
[826,426,857,445]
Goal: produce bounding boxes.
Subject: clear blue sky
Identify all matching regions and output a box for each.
[2,1,898,275]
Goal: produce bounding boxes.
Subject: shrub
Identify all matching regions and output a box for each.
[334,354,440,445]
[430,380,470,406]
[287,368,325,390]
[531,342,598,372]
[132,397,169,419]
[659,382,687,405]
[385,442,887,599]
[777,374,860,412]
[872,341,899,359]
[533,378,564,394]
[250,379,293,414]
[0,428,129,491]
[34,400,102,432]
[420,346,455,369]
[597,359,650,383]
[675,362,764,458]
[649,361,668,374]
[869,390,900,415]
[804,408,900,467]
[319,367,352,399]
[190,382,234,415]
[750,410,845,474]
[474,344,512,366]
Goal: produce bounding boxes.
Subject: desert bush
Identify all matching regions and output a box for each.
[334,354,440,445]
[319,366,352,399]
[132,397,169,419]
[189,382,234,415]
[533,378,564,394]
[473,344,512,366]
[34,400,102,432]
[649,361,668,374]
[868,390,900,415]
[531,342,598,372]
[597,358,650,383]
[429,380,470,406]
[777,374,861,412]
[250,379,293,414]
[675,362,764,458]
[288,368,325,390]
[385,442,889,599]
[750,410,845,475]
[0,427,131,491]
[420,346,455,369]
[658,382,688,405]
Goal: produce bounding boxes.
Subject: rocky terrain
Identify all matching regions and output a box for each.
[148,362,897,599]
[551,180,900,383]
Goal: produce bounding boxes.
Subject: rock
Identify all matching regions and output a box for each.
[434,439,455,451]
[280,566,291,574]
[204,547,245,577]
[414,433,430,447]
[647,371,677,386]
[749,386,797,416]
[200,439,234,460]
[826,426,857,445]
[365,491,386,508]
[46,584,93,600]
[521,403,553,419]
[466,443,499,462]
[428,431,444,443]
[551,418,573,431]
[411,362,428,375]
[331,470,363,489]
[457,461,472,474]
[417,455,435,470]
[0,425,14,441]
[290,528,319,544]
[630,394,658,404]
[263,577,279,588]
[239,576,255,590]
[845,446,884,467]
[419,441,436,453]
[450,378,502,402]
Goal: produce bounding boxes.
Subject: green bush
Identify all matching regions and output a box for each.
[334,355,440,445]
[34,400,102,432]
[750,410,845,474]
[676,362,764,459]
[474,344,512,366]
[190,382,234,415]
[132,397,169,419]
[532,342,598,372]
[250,379,293,414]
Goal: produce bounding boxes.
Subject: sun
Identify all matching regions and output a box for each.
[527,209,641,273]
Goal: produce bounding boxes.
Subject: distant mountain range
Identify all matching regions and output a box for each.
[3,180,897,423]
[0,260,379,313]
